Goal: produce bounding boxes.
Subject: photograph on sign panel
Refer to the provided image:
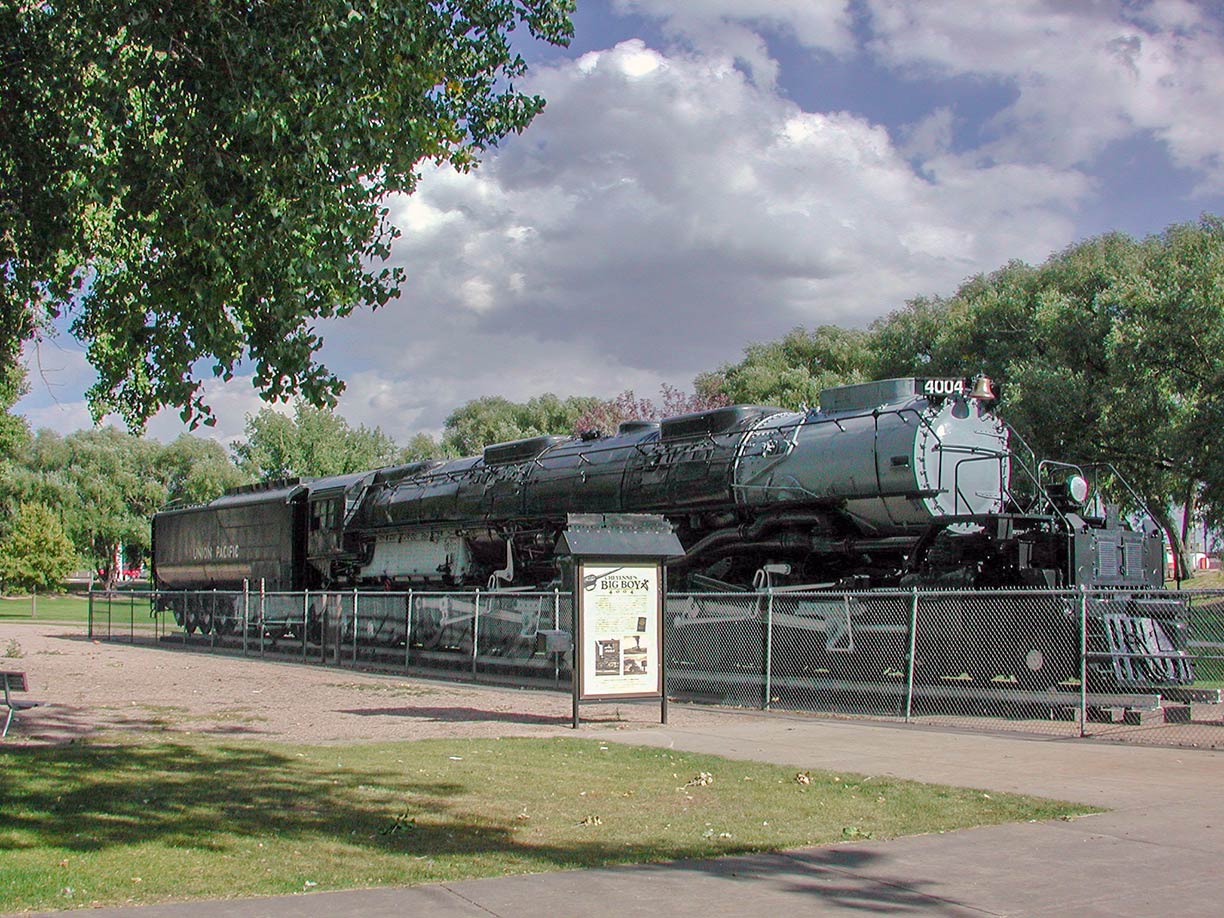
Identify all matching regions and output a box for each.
[595,638,621,675]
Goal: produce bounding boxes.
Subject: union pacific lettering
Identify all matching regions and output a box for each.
[191,543,241,562]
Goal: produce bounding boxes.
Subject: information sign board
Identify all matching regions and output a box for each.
[577,561,663,701]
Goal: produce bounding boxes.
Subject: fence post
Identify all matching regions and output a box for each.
[320,595,328,664]
[302,589,309,662]
[210,589,216,652]
[259,579,266,657]
[1079,587,1089,739]
[472,589,481,677]
[352,588,359,667]
[88,590,94,639]
[764,589,774,711]
[554,588,561,688]
[242,580,249,657]
[905,588,919,722]
[404,590,413,673]
[129,590,135,643]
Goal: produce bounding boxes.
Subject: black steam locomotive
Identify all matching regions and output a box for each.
[152,376,1192,689]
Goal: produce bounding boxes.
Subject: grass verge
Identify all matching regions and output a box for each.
[0,593,160,639]
[1,594,123,626]
[0,736,1095,912]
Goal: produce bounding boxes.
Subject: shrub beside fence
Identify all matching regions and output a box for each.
[88,586,1224,749]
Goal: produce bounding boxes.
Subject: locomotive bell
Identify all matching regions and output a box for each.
[969,375,995,400]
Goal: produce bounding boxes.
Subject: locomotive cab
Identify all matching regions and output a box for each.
[304,470,379,582]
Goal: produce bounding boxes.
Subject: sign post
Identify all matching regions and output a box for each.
[557,514,684,728]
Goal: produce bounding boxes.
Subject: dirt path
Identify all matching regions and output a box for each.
[0,622,729,746]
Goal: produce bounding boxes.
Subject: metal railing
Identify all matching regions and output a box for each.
[88,586,1224,749]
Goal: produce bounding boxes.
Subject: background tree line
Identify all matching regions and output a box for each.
[1,215,1221,589]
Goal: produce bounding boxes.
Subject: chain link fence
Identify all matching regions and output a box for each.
[89,586,1224,749]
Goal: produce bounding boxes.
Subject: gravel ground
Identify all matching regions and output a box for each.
[0,622,731,747]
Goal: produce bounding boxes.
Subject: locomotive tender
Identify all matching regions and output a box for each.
[152,376,1191,688]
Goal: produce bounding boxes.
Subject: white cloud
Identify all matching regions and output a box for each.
[866,0,1224,190]
[612,0,856,87]
[314,37,1084,433]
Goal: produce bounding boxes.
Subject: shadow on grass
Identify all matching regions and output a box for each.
[0,742,985,913]
[0,742,474,855]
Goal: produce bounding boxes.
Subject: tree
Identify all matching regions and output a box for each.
[867,224,1224,577]
[156,434,250,506]
[0,428,165,587]
[400,432,452,462]
[718,326,872,409]
[441,393,599,455]
[869,262,1044,383]
[1,0,574,428]
[0,363,30,463]
[572,385,729,437]
[1106,217,1224,564]
[0,502,77,594]
[234,403,401,479]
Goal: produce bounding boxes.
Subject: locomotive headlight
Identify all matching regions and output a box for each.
[1046,474,1090,511]
[1067,474,1090,505]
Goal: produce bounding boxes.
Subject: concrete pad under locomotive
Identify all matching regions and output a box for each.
[151,376,1193,691]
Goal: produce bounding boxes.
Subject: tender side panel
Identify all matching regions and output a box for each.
[153,495,306,591]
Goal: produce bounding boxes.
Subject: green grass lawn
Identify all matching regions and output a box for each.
[0,736,1093,912]
[0,593,154,628]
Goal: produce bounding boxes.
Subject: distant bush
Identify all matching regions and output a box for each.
[0,503,78,594]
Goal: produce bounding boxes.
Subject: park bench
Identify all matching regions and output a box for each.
[1,670,42,738]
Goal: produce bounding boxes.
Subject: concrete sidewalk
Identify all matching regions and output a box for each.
[30,713,1224,917]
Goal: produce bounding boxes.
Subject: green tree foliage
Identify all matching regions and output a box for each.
[156,435,250,506]
[1106,217,1224,548]
[718,326,873,409]
[234,403,401,479]
[868,219,1224,576]
[1,425,258,582]
[868,262,1045,383]
[0,502,77,594]
[441,393,599,455]
[2,428,165,587]
[400,432,452,462]
[0,363,30,463]
[1,0,574,429]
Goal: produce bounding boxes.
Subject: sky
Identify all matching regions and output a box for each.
[17,0,1224,447]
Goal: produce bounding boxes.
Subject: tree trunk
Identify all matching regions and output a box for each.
[1151,505,1191,582]
[1182,487,1197,555]
[103,540,120,591]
